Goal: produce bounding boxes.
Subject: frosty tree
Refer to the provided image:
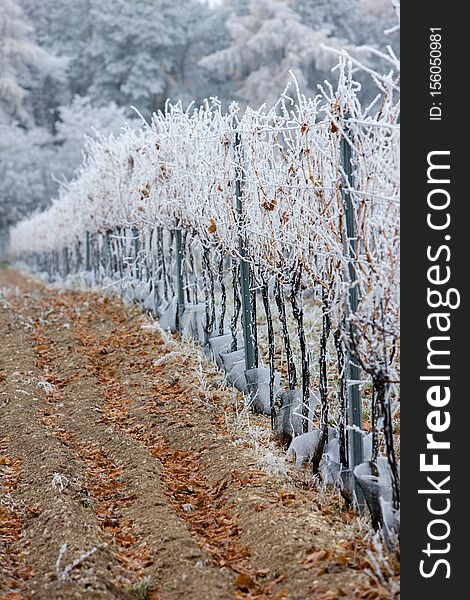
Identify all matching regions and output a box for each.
[202,0,399,107]
[0,0,58,124]
[0,0,62,244]
[200,0,351,108]
[53,96,133,183]
[0,123,60,229]
[79,0,227,114]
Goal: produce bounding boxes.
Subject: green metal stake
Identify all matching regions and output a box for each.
[85,232,91,272]
[234,131,256,372]
[340,116,365,511]
[132,227,140,279]
[63,246,70,278]
[103,231,111,276]
[175,228,185,333]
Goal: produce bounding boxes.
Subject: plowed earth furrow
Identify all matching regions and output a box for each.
[1,269,398,599]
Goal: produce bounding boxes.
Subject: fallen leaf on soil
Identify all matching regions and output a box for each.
[302,549,329,566]
[234,573,257,592]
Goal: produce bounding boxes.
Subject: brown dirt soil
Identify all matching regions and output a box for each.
[0,268,399,599]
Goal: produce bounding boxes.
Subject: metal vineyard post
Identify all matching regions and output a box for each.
[341,116,365,511]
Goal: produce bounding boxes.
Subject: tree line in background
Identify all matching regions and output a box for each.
[0,0,397,236]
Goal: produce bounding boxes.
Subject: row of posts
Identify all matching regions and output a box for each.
[38,120,364,510]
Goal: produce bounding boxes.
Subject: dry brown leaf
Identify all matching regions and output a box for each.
[302,549,329,566]
[234,573,257,592]
[262,198,277,211]
[208,217,217,234]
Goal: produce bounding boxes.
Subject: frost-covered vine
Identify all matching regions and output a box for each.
[10,57,400,532]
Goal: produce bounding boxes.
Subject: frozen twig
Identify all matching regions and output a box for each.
[55,543,97,584]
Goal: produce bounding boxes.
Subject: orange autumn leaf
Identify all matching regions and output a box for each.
[234,573,256,592]
[207,217,217,234]
[262,198,277,211]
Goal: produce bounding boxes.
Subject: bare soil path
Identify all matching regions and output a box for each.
[0,269,396,599]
